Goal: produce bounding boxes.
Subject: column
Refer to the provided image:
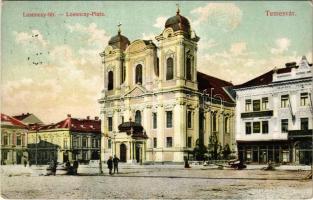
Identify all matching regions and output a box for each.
[156,104,165,161]
[173,103,186,162]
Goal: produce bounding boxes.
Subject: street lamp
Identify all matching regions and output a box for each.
[99,131,104,174]
[35,128,38,166]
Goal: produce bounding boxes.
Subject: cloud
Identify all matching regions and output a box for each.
[190,3,242,31]
[6,23,107,123]
[14,30,48,47]
[270,38,291,54]
[153,16,168,29]
[230,42,247,56]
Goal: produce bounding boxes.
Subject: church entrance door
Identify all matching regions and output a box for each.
[120,144,127,162]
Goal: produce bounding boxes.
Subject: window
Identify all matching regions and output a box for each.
[82,137,88,148]
[16,135,21,146]
[121,116,124,123]
[262,121,269,134]
[155,58,159,76]
[121,65,126,84]
[153,137,157,148]
[166,137,172,147]
[108,71,113,90]
[301,118,309,130]
[166,111,173,128]
[73,137,78,148]
[262,97,268,110]
[64,138,68,148]
[253,100,260,111]
[224,117,229,133]
[300,93,309,106]
[245,122,251,135]
[153,113,157,129]
[166,57,174,80]
[245,99,252,112]
[108,139,112,149]
[135,110,141,124]
[186,57,192,80]
[253,122,260,133]
[187,136,192,148]
[108,117,113,131]
[187,111,192,128]
[135,64,142,84]
[281,95,289,108]
[3,135,8,145]
[281,119,288,133]
[213,114,217,132]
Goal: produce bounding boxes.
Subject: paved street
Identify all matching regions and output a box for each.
[1,164,312,199]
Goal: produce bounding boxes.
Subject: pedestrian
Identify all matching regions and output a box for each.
[23,156,27,167]
[107,156,113,175]
[73,160,79,175]
[113,155,120,174]
[51,160,57,176]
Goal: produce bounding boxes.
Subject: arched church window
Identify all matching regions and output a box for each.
[225,117,229,133]
[166,57,174,80]
[155,57,159,77]
[135,110,141,124]
[186,57,192,80]
[135,64,142,84]
[108,71,113,90]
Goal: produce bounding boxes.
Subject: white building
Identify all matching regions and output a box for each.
[98,8,236,163]
[234,56,312,164]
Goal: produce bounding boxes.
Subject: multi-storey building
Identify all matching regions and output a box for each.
[235,56,312,164]
[1,113,28,165]
[28,115,101,164]
[99,8,236,163]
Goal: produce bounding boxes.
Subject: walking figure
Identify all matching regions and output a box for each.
[23,156,28,167]
[107,156,113,175]
[73,160,79,175]
[50,160,57,176]
[113,155,120,174]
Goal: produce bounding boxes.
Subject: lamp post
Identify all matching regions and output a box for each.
[35,129,38,166]
[99,132,103,174]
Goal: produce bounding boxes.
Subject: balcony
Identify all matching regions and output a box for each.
[241,110,273,118]
[288,129,313,139]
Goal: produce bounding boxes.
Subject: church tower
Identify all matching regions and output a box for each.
[155,7,200,90]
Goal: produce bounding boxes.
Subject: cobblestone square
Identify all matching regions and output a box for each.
[1,165,312,199]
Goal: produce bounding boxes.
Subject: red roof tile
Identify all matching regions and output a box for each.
[29,117,101,134]
[1,113,27,128]
[197,71,234,103]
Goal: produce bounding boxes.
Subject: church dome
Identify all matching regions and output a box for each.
[165,9,191,33]
[108,30,130,51]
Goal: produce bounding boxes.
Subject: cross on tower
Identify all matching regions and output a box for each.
[176,3,180,14]
[117,22,122,34]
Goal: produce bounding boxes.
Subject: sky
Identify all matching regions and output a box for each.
[1,1,312,124]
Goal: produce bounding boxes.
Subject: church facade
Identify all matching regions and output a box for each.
[99,9,236,163]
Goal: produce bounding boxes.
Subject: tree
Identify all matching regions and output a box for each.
[222,144,231,159]
[193,140,208,161]
[208,133,222,160]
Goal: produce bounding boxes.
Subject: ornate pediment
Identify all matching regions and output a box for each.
[126,40,147,54]
[124,85,147,98]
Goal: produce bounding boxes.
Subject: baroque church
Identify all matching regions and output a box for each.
[99,8,236,163]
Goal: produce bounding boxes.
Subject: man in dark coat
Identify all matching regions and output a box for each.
[113,155,120,174]
[107,156,113,175]
[51,160,57,176]
[73,160,79,175]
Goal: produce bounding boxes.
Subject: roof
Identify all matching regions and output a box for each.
[234,62,312,89]
[108,32,130,51]
[13,113,43,125]
[165,10,191,36]
[29,116,101,134]
[197,71,234,103]
[1,113,27,128]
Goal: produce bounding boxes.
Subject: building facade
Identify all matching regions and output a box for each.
[28,115,101,164]
[1,113,28,165]
[235,56,312,164]
[99,9,236,163]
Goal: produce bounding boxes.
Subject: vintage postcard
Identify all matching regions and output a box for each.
[1,1,312,199]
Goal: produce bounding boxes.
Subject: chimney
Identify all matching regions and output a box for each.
[87,116,90,120]
[95,116,99,120]
[285,62,296,68]
[67,114,71,118]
